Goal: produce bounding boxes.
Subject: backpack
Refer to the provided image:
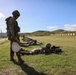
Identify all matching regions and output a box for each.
[5,16,12,40]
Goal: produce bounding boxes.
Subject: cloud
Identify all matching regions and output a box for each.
[47,26,58,31]
[64,24,76,31]
[0,12,5,18]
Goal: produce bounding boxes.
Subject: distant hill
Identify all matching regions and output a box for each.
[1,29,76,37]
[51,29,76,34]
[51,29,64,34]
[31,30,51,36]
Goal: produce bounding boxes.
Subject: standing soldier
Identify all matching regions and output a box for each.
[5,10,24,63]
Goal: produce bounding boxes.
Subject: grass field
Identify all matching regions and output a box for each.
[0,36,76,75]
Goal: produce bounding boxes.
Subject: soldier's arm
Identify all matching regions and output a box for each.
[9,18,16,38]
[16,21,20,32]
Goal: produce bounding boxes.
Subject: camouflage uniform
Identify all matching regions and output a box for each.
[5,16,21,61]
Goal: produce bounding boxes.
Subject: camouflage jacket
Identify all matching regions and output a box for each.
[5,16,20,42]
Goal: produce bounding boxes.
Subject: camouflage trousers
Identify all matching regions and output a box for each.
[10,38,21,61]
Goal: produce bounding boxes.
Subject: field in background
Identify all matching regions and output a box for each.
[0,36,76,75]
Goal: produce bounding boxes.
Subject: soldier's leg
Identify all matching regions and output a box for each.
[16,51,24,63]
[15,36,24,63]
[10,41,14,61]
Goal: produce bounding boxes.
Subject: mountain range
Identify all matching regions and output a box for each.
[0,29,76,37]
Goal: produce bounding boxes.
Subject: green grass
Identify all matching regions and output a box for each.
[0,36,76,75]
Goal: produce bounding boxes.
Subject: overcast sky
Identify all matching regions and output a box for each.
[0,0,76,33]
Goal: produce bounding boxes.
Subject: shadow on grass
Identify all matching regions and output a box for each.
[13,61,47,75]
